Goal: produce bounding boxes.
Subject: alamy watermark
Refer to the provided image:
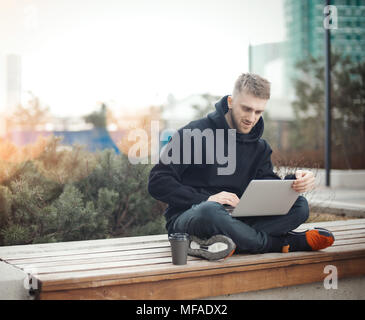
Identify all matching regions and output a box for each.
[323,265,338,289]
[23,265,39,293]
[127,121,237,175]
[323,5,338,30]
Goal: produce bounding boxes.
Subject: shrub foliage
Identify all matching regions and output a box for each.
[0,137,166,246]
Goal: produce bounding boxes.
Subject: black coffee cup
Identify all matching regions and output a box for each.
[168,233,189,265]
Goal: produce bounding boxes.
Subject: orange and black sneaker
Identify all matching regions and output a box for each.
[282,227,335,253]
[305,227,335,251]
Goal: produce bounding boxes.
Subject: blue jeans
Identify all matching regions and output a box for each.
[170,196,309,254]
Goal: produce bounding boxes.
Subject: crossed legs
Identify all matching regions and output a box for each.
[171,196,309,254]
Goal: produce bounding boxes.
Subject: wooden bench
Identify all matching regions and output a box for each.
[0,219,365,300]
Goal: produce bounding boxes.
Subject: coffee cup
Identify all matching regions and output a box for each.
[168,233,189,265]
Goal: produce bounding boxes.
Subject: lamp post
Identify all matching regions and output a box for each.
[324,0,332,187]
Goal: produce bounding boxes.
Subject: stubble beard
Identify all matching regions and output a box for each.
[229,109,252,134]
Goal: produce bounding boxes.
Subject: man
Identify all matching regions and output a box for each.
[148,73,334,260]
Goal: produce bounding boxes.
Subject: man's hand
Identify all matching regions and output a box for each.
[207,191,240,207]
[292,170,316,193]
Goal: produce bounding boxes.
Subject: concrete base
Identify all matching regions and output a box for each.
[0,261,33,300]
[316,170,365,189]
[307,186,365,217]
[310,205,365,218]
[276,167,365,189]
[204,276,365,300]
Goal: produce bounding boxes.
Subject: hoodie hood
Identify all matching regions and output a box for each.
[207,95,264,143]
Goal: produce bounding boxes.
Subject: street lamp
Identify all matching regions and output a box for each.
[324,0,332,187]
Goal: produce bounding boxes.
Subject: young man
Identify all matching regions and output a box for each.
[148,73,334,260]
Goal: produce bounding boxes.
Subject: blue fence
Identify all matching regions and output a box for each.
[7,129,120,154]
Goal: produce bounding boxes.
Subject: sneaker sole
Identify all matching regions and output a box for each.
[188,235,236,261]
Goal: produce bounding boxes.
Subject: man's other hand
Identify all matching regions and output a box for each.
[207,191,240,207]
[292,170,316,193]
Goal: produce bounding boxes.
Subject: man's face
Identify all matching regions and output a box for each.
[227,90,268,134]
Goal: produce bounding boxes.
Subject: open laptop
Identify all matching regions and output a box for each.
[224,180,299,217]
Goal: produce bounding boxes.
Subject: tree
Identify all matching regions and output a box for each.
[8,92,50,131]
[191,93,221,119]
[73,149,165,237]
[0,137,166,246]
[84,103,107,129]
[291,53,365,169]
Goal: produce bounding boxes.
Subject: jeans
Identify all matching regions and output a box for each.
[170,196,309,254]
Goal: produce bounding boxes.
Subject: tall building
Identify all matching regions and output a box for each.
[248,42,294,151]
[6,54,22,110]
[0,54,22,137]
[284,0,365,84]
[249,42,294,120]
[0,55,4,136]
[0,54,5,113]
[246,1,365,151]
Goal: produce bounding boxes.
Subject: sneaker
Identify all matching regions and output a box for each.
[188,235,236,261]
[282,227,335,253]
[305,227,335,250]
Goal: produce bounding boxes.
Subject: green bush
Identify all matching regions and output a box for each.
[0,138,167,246]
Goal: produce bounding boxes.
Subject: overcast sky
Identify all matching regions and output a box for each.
[0,0,285,117]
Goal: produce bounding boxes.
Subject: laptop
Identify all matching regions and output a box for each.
[224,180,299,217]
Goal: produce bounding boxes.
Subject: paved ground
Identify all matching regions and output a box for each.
[307,186,365,216]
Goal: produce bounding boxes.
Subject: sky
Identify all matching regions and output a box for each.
[0,0,286,117]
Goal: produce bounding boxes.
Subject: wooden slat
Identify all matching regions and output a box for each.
[332,228,365,236]
[14,251,174,269]
[333,238,365,246]
[0,234,168,256]
[7,247,172,266]
[30,256,185,275]
[296,222,365,232]
[334,231,365,240]
[297,219,365,229]
[0,240,171,261]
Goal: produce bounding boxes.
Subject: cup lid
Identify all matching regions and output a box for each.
[168,233,189,240]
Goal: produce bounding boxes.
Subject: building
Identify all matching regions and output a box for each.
[248,0,365,150]
[249,42,294,151]
[0,55,5,113]
[5,54,22,111]
[284,0,365,85]
[0,54,22,137]
[249,42,294,120]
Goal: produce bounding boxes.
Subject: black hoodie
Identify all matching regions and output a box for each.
[148,95,291,233]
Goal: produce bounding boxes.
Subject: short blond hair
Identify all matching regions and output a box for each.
[233,73,271,100]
